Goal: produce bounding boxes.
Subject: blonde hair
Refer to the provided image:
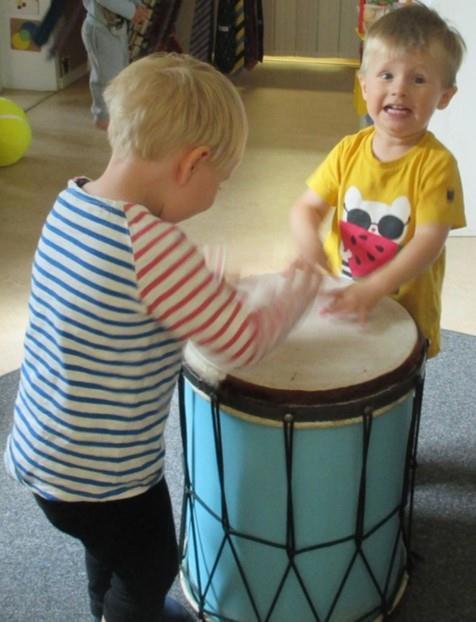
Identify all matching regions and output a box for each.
[104,53,248,172]
[360,3,466,87]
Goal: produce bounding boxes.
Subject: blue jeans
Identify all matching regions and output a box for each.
[81,17,129,123]
[35,479,179,622]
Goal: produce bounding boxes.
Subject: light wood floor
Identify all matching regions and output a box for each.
[1,60,475,376]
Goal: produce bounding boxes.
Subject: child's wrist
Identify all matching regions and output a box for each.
[364,273,393,303]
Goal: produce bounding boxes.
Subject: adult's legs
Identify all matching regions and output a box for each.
[81,19,129,126]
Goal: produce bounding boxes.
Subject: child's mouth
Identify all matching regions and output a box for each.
[384,104,411,115]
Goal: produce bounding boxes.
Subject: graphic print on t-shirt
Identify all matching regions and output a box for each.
[339,186,411,278]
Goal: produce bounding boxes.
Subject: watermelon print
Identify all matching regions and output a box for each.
[340,220,400,278]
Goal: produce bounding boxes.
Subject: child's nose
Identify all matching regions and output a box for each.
[391,77,407,96]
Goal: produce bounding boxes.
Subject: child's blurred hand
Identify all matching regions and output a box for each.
[289,225,331,277]
[320,280,383,323]
[276,263,323,335]
[286,249,331,278]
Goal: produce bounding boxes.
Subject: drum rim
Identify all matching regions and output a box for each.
[182,334,427,423]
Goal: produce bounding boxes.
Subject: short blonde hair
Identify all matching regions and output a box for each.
[104,53,248,172]
[360,3,466,87]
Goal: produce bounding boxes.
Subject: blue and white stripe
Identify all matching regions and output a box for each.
[4,180,182,501]
[5,178,323,501]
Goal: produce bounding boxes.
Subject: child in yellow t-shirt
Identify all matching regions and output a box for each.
[290,3,466,356]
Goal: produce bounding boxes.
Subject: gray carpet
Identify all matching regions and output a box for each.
[1,330,475,622]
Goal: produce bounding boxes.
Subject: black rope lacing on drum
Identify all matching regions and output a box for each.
[178,366,425,622]
[400,366,426,572]
[262,414,322,622]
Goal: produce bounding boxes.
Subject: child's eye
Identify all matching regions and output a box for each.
[414,76,426,84]
[379,72,393,80]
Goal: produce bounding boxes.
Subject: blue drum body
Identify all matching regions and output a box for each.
[179,292,426,622]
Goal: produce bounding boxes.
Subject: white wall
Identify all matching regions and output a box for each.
[425,1,476,235]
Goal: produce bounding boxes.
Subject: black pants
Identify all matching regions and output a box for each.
[34,479,179,622]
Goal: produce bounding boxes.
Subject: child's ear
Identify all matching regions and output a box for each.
[358,72,367,101]
[437,85,457,110]
[176,146,210,185]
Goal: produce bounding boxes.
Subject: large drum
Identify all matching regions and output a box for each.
[179,276,426,622]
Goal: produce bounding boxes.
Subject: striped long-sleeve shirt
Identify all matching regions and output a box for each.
[4,178,319,502]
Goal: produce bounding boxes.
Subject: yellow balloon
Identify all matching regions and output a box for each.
[0,97,32,166]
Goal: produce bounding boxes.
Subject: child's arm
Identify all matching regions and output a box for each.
[126,205,323,370]
[290,188,331,273]
[323,223,451,322]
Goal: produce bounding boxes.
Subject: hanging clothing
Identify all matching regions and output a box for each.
[214,0,245,75]
[244,0,263,69]
[129,0,183,61]
[189,0,214,63]
[189,0,264,75]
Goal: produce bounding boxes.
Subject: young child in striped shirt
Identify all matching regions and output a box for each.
[4,53,321,622]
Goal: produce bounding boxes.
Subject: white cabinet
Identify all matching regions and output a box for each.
[0,0,87,91]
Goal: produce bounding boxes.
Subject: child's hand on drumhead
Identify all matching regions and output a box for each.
[297,235,331,275]
[281,261,323,312]
[321,281,382,323]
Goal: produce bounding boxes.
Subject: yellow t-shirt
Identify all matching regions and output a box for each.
[307,127,466,356]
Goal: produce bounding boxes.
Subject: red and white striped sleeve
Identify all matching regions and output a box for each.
[126,204,320,369]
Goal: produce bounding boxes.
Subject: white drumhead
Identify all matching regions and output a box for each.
[185,274,418,392]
